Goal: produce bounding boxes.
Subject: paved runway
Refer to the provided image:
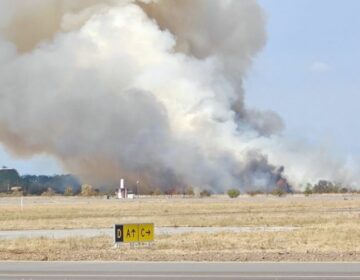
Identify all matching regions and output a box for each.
[0,262,359,279]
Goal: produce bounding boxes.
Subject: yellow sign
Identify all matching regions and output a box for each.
[123,224,139,243]
[114,223,155,243]
[139,223,154,242]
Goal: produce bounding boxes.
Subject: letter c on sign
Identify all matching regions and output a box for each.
[117,229,122,238]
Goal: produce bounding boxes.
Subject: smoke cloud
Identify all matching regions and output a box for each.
[0,0,357,192]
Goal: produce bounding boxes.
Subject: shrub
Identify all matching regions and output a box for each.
[340,187,349,193]
[41,187,56,197]
[80,184,97,196]
[64,186,74,196]
[271,187,286,197]
[105,189,116,197]
[185,186,195,196]
[10,190,23,197]
[227,189,240,198]
[312,180,340,193]
[153,188,163,196]
[200,189,212,197]
[247,190,264,196]
[304,185,313,196]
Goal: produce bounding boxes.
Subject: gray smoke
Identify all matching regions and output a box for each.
[0,0,355,192]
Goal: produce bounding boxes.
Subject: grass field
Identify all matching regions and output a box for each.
[1,227,360,261]
[0,194,359,230]
[0,194,360,261]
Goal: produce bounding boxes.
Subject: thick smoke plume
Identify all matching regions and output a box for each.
[0,0,357,192]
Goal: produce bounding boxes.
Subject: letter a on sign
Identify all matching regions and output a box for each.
[123,224,139,243]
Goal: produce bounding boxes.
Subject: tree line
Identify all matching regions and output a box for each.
[0,168,81,195]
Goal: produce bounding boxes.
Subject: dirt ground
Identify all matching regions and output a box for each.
[0,194,360,261]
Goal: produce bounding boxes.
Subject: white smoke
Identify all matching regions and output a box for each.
[0,0,357,191]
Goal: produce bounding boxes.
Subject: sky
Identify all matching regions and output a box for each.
[1,0,359,176]
[247,0,360,155]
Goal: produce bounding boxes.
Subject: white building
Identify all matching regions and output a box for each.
[118,178,127,199]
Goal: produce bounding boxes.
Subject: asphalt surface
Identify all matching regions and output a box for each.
[0,262,359,279]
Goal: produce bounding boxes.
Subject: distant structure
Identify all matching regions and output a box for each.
[10,186,22,192]
[118,178,128,199]
[0,167,20,192]
[117,178,135,199]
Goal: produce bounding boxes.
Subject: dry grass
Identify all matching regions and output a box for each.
[0,195,359,230]
[1,194,360,261]
[1,223,360,261]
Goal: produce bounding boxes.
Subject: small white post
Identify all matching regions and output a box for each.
[20,196,23,211]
